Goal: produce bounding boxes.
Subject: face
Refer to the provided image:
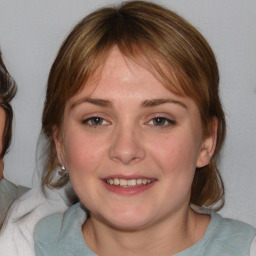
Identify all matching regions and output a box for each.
[0,107,6,179]
[55,46,216,231]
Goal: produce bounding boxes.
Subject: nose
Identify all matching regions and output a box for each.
[109,125,146,165]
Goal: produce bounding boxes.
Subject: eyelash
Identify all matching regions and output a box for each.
[147,116,176,128]
[82,116,109,127]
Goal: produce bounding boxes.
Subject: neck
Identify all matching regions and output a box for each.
[82,206,210,256]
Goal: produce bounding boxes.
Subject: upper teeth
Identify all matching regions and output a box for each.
[106,178,153,187]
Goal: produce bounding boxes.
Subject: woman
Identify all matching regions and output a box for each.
[34,1,256,255]
[0,51,71,256]
[0,51,28,227]
[0,51,16,180]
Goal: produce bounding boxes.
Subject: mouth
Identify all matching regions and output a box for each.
[103,178,155,188]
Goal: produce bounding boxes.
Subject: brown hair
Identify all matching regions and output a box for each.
[42,1,226,209]
[0,51,17,158]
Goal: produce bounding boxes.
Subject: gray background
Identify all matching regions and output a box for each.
[0,0,255,226]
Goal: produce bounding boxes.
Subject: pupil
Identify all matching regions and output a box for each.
[154,117,165,125]
[92,117,102,125]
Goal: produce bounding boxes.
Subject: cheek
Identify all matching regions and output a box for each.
[62,128,106,176]
[148,132,201,207]
[62,131,104,202]
[148,131,200,178]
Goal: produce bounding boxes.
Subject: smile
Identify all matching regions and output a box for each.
[104,178,154,187]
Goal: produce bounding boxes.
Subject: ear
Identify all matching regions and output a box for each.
[53,126,65,167]
[196,117,218,168]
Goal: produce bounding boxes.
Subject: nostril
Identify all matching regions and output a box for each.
[109,128,146,164]
[110,151,145,165]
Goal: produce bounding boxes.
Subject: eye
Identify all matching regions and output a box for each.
[82,116,108,126]
[149,116,175,127]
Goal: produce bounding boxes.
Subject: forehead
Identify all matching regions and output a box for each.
[70,46,186,103]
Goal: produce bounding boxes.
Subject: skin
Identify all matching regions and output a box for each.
[55,46,217,255]
[0,107,6,180]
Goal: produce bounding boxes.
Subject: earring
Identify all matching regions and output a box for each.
[58,165,68,176]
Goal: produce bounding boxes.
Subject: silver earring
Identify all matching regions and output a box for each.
[58,165,68,176]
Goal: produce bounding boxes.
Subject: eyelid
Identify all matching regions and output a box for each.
[82,117,107,125]
[150,117,175,125]
[81,113,111,127]
[145,114,176,127]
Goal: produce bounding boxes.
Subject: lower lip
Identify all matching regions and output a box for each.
[102,181,156,195]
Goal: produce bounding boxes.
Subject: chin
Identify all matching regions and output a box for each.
[95,208,155,231]
[106,218,151,231]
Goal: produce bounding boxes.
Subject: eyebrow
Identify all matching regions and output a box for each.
[142,98,187,109]
[71,97,187,109]
[71,98,112,109]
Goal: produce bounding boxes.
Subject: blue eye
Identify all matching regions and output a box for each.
[82,117,107,126]
[150,117,175,127]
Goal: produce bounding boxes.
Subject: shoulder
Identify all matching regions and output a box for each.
[0,178,19,226]
[218,215,256,237]
[0,186,69,256]
[34,203,89,256]
[34,212,65,245]
[204,212,256,255]
[34,203,86,242]
[3,186,69,222]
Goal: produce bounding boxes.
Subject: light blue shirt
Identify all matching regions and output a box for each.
[34,203,256,256]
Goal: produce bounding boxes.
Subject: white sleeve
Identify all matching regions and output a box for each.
[250,236,256,256]
[0,186,69,256]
